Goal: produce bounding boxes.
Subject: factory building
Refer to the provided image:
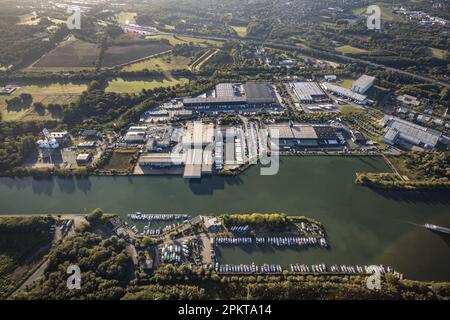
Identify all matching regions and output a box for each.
[351,75,375,94]
[268,123,341,149]
[138,153,184,167]
[183,83,280,112]
[182,122,215,179]
[291,81,328,103]
[321,83,367,104]
[124,131,146,143]
[380,116,442,148]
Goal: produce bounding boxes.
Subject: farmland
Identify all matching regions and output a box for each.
[122,53,192,72]
[105,76,189,94]
[145,34,223,47]
[231,26,247,37]
[190,49,220,71]
[29,36,100,70]
[335,45,369,55]
[114,11,137,25]
[429,47,448,60]
[0,82,87,121]
[102,42,172,67]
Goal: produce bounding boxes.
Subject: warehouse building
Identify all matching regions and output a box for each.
[138,153,184,167]
[183,83,280,112]
[381,116,442,148]
[322,83,367,104]
[268,123,341,149]
[351,75,375,94]
[291,81,328,103]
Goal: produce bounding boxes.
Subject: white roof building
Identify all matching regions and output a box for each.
[351,75,375,94]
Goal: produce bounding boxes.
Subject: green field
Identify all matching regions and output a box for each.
[338,78,356,89]
[101,150,137,172]
[0,82,87,121]
[105,77,189,93]
[145,34,223,47]
[430,47,448,60]
[28,36,100,70]
[231,25,247,37]
[352,3,397,21]
[335,45,369,55]
[114,11,137,25]
[122,53,192,72]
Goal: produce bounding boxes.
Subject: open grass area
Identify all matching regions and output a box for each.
[17,12,40,25]
[101,150,137,172]
[338,77,356,89]
[29,36,100,70]
[352,3,397,21]
[114,11,137,25]
[102,42,172,67]
[145,34,223,47]
[0,82,87,121]
[122,53,192,72]
[340,106,365,115]
[231,25,247,37]
[430,47,448,60]
[335,45,369,55]
[105,76,188,93]
[190,49,220,71]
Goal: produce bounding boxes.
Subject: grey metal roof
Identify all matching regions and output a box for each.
[243,83,276,104]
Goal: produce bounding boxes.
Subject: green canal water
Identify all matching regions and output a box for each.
[0,156,449,281]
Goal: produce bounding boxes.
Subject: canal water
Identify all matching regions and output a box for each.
[0,156,449,281]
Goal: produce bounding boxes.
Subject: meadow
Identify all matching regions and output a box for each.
[0,82,87,121]
[105,77,188,94]
[30,36,100,70]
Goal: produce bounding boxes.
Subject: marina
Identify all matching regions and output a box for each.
[0,157,449,281]
[215,262,403,279]
[215,236,328,247]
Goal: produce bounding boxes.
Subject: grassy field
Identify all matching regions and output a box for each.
[231,25,247,37]
[145,34,223,47]
[105,77,188,93]
[0,82,87,121]
[430,47,448,60]
[335,45,369,55]
[122,53,192,72]
[190,49,220,71]
[29,36,100,70]
[352,3,397,21]
[338,77,356,89]
[101,150,137,172]
[102,42,172,67]
[114,11,137,25]
[17,12,40,25]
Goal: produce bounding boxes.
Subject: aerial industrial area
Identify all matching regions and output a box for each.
[25,74,448,179]
[0,0,449,303]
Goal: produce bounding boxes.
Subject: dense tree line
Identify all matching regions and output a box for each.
[17,233,133,300]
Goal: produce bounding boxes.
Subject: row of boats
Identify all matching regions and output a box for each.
[215,263,402,278]
[214,236,328,248]
[131,223,179,236]
[289,264,403,278]
[161,243,190,263]
[128,212,190,222]
[229,225,250,232]
[215,263,282,273]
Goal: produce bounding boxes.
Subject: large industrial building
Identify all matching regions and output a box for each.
[322,83,367,104]
[380,116,442,148]
[182,83,280,112]
[268,123,341,149]
[351,75,375,94]
[291,81,328,103]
